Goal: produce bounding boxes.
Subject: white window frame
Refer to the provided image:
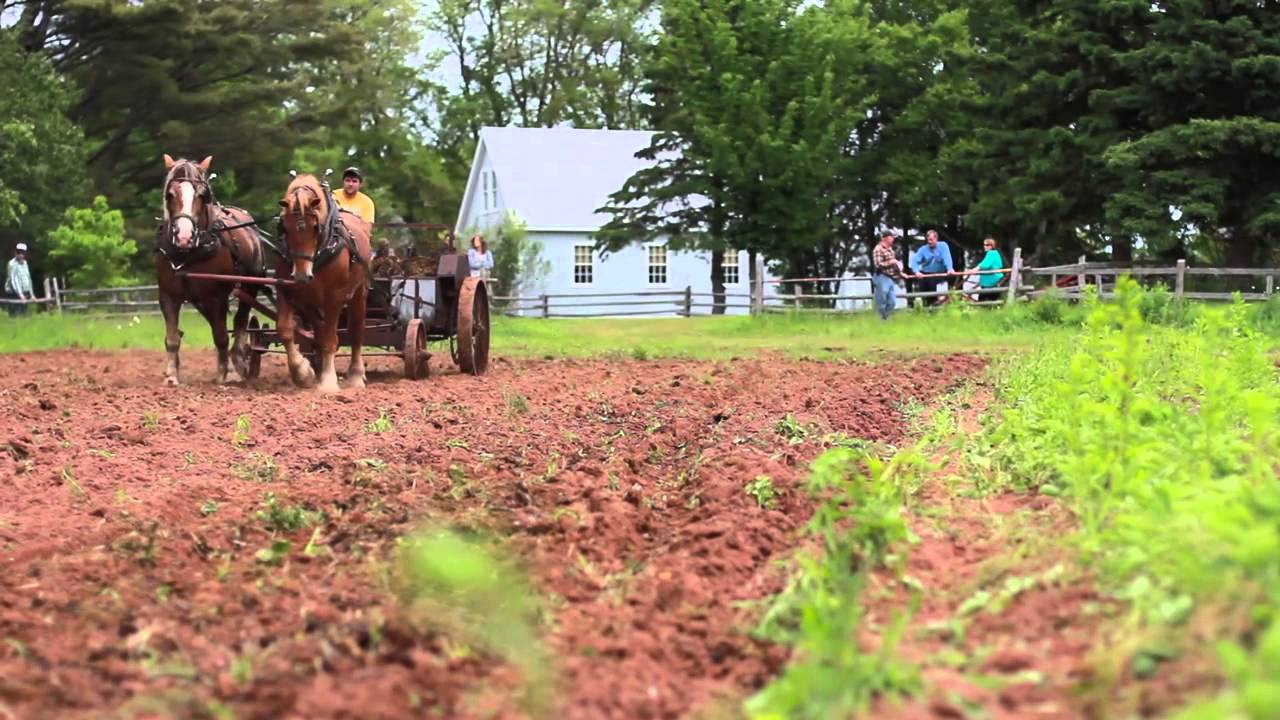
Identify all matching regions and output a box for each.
[481,171,491,210]
[722,249,741,285]
[647,244,668,286]
[573,244,594,286]
[487,172,498,209]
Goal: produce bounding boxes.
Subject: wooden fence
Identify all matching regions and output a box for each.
[9,252,1279,319]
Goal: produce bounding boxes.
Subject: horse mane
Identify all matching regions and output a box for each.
[283,174,330,219]
[161,158,205,221]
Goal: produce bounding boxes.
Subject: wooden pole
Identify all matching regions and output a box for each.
[683,285,692,317]
[1175,259,1186,298]
[752,254,765,315]
[793,283,804,310]
[540,294,549,318]
[1077,255,1086,299]
[1006,247,1022,305]
[1266,274,1274,297]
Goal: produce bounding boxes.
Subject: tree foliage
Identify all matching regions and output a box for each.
[0,28,89,250]
[426,0,655,196]
[46,195,136,287]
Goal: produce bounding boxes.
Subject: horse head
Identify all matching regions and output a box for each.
[278,173,328,284]
[162,154,214,250]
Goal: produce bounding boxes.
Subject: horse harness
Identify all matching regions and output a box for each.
[157,172,261,276]
[276,184,369,275]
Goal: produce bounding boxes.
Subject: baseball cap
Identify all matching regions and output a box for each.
[15,243,27,252]
[343,166,362,180]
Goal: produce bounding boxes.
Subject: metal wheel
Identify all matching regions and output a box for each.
[456,277,490,376]
[403,318,430,380]
[245,316,265,380]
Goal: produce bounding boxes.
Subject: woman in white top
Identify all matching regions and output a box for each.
[467,234,494,278]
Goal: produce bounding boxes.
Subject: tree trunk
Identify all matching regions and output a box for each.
[1112,236,1133,262]
[710,248,725,315]
[1226,232,1258,267]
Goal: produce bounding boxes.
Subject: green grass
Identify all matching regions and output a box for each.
[0,311,209,353]
[7,290,1280,359]
[0,306,1070,357]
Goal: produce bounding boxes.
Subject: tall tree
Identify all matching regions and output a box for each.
[0,27,89,260]
[597,0,885,308]
[1101,0,1280,266]
[933,0,1149,264]
[426,0,655,200]
[8,0,435,245]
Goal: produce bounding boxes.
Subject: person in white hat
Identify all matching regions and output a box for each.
[6,243,33,317]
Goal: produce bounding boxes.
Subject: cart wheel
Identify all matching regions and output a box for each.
[403,318,430,380]
[245,316,265,380]
[456,277,490,376]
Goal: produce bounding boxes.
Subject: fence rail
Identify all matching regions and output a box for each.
[11,253,1278,321]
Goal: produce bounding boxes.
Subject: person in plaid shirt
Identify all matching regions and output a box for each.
[872,233,909,319]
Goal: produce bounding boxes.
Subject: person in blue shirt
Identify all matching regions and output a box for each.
[467,234,494,279]
[909,230,954,305]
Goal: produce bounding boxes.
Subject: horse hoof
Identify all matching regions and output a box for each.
[316,382,341,395]
[346,376,367,390]
[165,375,181,386]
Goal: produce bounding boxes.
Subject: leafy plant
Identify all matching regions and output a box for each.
[744,475,778,509]
[748,448,923,718]
[364,409,395,434]
[394,527,553,717]
[255,493,321,532]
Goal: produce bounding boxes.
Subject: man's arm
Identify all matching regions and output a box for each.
[942,243,954,272]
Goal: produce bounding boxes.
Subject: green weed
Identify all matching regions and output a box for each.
[975,278,1280,717]
[744,475,778,509]
[364,409,394,434]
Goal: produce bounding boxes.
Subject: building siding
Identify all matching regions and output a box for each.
[508,233,776,317]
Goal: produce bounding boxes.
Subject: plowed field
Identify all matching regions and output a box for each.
[1,349,984,719]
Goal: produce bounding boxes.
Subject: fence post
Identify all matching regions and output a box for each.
[1267,274,1274,297]
[793,283,804,311]
[54,277,64,314]
[1006,247,1022,306]
[540,294,549,319]
[1175,259,1186,298]
[683,285,692,317]
[752,255,765,315]
[1076,255,1086,299]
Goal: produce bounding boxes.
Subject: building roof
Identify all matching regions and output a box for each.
[456,126,659,233]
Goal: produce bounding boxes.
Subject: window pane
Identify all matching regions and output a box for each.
[648,245,667,284]
[574,245,593,284]
[723,250,740,285]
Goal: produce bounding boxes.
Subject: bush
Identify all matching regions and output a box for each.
[46,195,136,288]
[1028,288,1068,324]
[1136,283,1195,327]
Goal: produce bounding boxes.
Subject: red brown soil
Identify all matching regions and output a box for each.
[0,348,985,719]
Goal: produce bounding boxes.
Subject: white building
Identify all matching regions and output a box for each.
[454,126,782,316]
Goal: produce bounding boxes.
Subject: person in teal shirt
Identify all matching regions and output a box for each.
[964,237,1005,299]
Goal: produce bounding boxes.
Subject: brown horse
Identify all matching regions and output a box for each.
[156,154,269,384]
[275,173,372,393]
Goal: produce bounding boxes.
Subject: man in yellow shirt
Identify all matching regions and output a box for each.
[334,166,375,224]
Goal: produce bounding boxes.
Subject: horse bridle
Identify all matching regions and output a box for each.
[165,167,215,250]
[278,184,348,266]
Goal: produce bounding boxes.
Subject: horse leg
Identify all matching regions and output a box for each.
[230,287,253,380]
[346,283,368,389]
[315,297,342,395]
[277,292,315,388]
[198,296,233,384]
[160,290,184,385]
